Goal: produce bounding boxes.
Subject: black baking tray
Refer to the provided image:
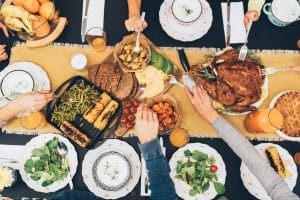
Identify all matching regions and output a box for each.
[45,76,122,149]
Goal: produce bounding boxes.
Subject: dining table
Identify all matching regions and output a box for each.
[0,0,299,199]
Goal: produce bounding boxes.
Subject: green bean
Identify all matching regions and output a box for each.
[51,81,100,126]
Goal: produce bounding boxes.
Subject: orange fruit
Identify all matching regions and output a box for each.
[294,152,300,165]
[169,128,189,148]
[32,15,51,38]
[23,0,40,14]
[12,0,24,7]
[39,1,55,20]
[20,112,44,130]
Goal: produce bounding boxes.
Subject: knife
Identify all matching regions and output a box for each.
[81,0,90,43]
[226,0,231,47]
[177,48,196,91]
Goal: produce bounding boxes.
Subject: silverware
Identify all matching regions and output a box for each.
[168,75,184,88]
[261,67,286,75]
[0,158,18,163]
[81,0,90,42]
[133,12,146,54]
[226,0,231,47]
[238,21,253,61]
[57,141,74,190]
[177,48,196,91]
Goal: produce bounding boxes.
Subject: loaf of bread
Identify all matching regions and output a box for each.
[83,92,111,123]
[60,121,91,147]
[93,100,119,130]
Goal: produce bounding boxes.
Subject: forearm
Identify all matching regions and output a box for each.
[139,138,177,200]
[127,0,141,18]
[0,101,19,124]
[213,117,299,200]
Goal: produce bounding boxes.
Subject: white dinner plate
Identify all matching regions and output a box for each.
[159,0,213,42]
[82,139,141,199]
[19,133,78,193]
[0,70,34,100]
[269,90,300,141]
[169,143,227,200]
[240,143,297,200]
[0,62,51,116]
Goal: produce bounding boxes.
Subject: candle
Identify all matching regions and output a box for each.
[70,53,88,70]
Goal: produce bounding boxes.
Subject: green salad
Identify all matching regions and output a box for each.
[175,149,225,196]
[24,137,69,187]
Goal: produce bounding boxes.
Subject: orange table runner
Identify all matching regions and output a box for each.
[3,43,300,141]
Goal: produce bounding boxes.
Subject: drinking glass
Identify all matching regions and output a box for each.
[86,27,107,53]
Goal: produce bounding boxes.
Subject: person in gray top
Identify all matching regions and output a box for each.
[184,86,299,200]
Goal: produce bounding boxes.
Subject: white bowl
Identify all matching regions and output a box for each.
[172,0,202,23]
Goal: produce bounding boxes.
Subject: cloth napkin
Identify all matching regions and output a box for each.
[85,0,106,35]
[0,145,24,169]
[221,2,246,44]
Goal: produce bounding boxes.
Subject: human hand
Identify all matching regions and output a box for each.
[135,103,159,144]
[184,86,219,124]
[0,22,9,38]
[0,45,8,62]
[11,92,53,113]
[244,11,259,30]
[125,16,148,32]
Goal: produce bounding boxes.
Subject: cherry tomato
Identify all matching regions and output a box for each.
[130,107,137,114]
[126,121,133,129]
[120,116,127,124]
[133,99,140,107]
[127,114,135,122]
[124,101,132,108]
[122,108,130,116]
[210,165,218,173]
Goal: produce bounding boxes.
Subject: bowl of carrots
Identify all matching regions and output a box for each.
[147,94,181,134]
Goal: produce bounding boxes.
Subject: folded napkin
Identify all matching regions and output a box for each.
[85,0,105,35]
[0,145,24,169]
[221,2,246,44]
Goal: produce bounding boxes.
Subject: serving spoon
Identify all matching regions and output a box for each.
[57,141,74,190]
[133,12,146,54]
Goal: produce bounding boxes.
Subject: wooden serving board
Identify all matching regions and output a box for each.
[113,33,182,137]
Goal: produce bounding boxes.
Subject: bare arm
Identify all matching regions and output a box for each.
[0,93,53,126]
[125,0,147,32]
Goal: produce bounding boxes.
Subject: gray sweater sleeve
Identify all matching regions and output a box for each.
[212,117,299,200]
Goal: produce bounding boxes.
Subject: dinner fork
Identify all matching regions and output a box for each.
[133,12,146,54]
[261,66,300,75]
[238,21,253,61]
[168,75,184,87]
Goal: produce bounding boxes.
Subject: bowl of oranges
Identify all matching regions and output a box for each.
[1,0,67,47]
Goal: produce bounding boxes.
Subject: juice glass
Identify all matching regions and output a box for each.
[86,27,107,53]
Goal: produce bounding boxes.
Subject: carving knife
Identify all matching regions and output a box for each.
[226,0,231,47]
[81,0,90,43]
[177,48,196,91]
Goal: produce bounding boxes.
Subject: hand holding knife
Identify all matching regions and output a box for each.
[177,48,196,91]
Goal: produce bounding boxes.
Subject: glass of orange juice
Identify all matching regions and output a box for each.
[244,108,283,133]
[169,127,190,148]
[86,27,107,53]
[20,112,46,130]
